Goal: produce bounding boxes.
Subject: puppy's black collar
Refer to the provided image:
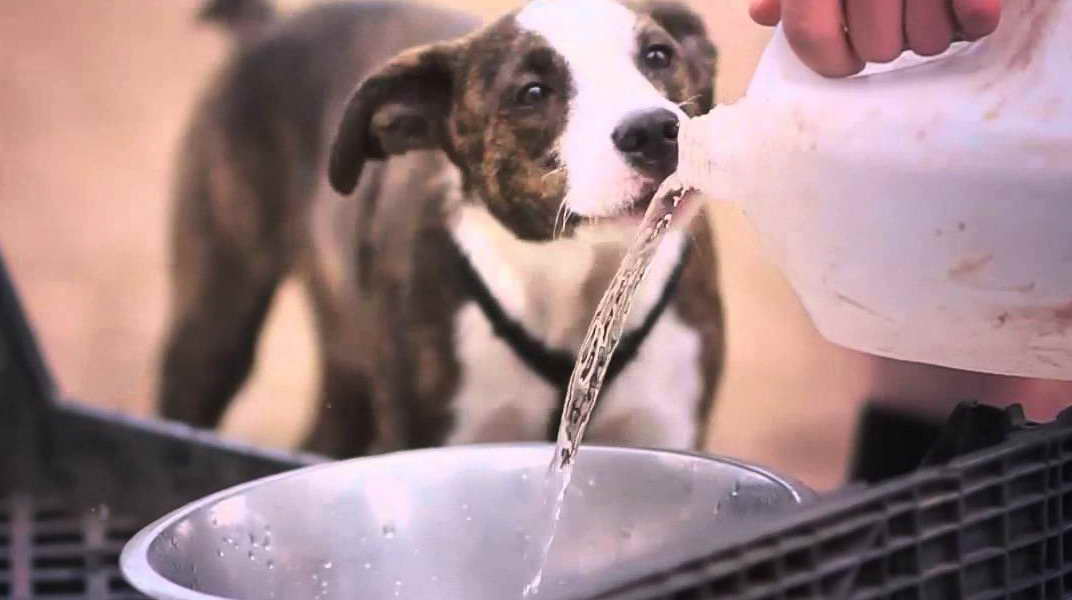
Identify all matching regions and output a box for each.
[452,237,690,440]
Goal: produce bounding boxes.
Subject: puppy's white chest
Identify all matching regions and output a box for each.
[445,303,560,444]
[445,301,703,448]
[444,205,703,448]
[449,204,619,349]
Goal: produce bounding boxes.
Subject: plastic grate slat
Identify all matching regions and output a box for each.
[0,495,147,600]
[593,425,1072,600]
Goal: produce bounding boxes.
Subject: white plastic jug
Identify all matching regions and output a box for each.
[674,0,1071,380]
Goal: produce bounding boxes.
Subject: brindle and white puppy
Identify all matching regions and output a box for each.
[160,0,724,457]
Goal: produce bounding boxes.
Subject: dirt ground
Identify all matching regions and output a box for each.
[1,0,885,491]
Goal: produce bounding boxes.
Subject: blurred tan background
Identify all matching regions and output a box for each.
[1,0,908,491]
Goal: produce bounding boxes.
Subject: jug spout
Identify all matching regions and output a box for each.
[674,103,756,207]
[675,0,1072,380]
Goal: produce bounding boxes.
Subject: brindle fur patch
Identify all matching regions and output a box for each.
[163,0,725,458]
[334,1,717,241]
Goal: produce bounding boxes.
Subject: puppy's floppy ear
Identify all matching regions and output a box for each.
[329,42,459,195]
[645,1,718,114]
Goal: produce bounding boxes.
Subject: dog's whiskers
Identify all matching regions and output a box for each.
[553,200,575,240]
[542,166,566,181]
[677,95,702,111]
[548,162,573,240]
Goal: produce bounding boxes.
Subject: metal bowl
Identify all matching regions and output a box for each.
[121,444,813,600]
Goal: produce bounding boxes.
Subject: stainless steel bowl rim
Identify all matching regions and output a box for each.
[120,443,813,600]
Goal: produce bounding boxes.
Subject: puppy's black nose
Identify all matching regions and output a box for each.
[611,108,679,178]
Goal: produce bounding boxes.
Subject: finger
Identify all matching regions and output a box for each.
[749,0,783,26]
[905,0,957,56]
[781,0,865,77]
[845,0,905,63]
[953,0,1001,40]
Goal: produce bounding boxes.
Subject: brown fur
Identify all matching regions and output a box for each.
[673,220,725,446]
[330,2,717,241]
[160,0,725,457]
[160,2,479,455]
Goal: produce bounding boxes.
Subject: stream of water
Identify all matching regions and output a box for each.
[522,180,694,597]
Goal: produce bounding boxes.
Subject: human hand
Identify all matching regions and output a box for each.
[749,0,1002,77]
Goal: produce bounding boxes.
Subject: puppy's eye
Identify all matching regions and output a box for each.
[516,83,550,106]
[643,44,674,69]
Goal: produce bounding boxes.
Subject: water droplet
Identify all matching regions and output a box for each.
[267,560,275,570]
[217,549,224,558]
[363,562,372,570]
[730,481,741,497]
[586,478,596,487]
[249,533,258,546]
[223,536,233,545]
[521,472,529,481]
[313,573,320,581]
[382,524,396,538]
[713,501,722,516]
[323,561,333,569]
[465,515,472,522]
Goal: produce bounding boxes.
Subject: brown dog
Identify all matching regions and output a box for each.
[159,0,724,457]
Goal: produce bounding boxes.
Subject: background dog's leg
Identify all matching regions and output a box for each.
[157,241,283,428]
[157,138,287,428]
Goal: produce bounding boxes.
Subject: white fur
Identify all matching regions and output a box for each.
[447,288,703,448]
[585,310,703,447]
[447,204,698,447]
[516,0,687,218]
[450,204,685,350]
[446,303,560,444]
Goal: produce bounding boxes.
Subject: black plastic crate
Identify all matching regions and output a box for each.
[1,244,1069,600]
[0,250,317,600]
[590,410,1072,600]
[0,494,144,599]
